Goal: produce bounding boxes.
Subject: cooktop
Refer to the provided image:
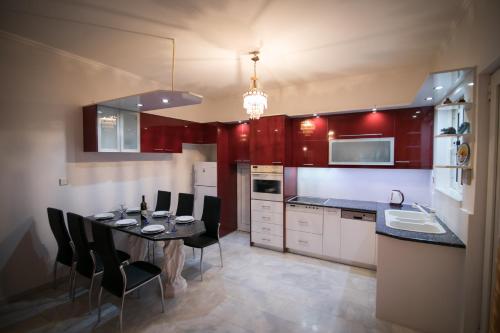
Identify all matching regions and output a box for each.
[288,196,329,205]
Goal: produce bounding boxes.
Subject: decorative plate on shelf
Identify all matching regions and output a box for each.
[457,143,471,165]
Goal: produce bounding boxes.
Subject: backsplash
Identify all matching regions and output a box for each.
[297,168,432,205]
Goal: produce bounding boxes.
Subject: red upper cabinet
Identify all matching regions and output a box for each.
[291,116,329,167]
[229,123,250,163]
[182,123,205,144]
[250,115,288,165]
[292,116,328,141]
[140,113,182,153]
[394,107,434,169]
[328,111,395,139]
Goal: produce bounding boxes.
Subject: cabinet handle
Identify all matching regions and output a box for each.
[298,220,308,225]
[302,164,314,166]
[262,227,271,231]
[153,148,163,151]
[262,216,271,220]
[262,205,271,209]
[298,240,309,245]
[164,149,173,152]
[395,161,410,163]
[339,133,382,137]
[272,161,282,164]
[262,238,271,242]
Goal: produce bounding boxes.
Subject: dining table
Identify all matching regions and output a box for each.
[85,210,206,298]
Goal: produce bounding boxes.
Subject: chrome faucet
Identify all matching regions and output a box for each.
[412,202,436,222]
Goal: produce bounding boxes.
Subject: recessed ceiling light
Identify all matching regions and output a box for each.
[372,107,377,113]
[412,115,418,118]
[425,97,433,101]
[467,82,474,86]
[313,113,319,117]
[416,110,421,114]
[162,98,169,104]
[137,103,143,107]
[238,120,242,123]
[434,86,444,90]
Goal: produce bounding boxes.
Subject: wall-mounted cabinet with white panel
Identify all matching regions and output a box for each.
[96,106,140,152]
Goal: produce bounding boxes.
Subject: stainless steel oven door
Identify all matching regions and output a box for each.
[251,173,283,201]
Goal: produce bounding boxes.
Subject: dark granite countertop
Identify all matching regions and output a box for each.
[285,196,465,249]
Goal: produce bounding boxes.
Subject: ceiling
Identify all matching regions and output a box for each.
[0,0,466,99]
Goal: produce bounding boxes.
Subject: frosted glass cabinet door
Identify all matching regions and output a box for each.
[329,138,394,165]
[97,108,120,152]
[120,111,140,152]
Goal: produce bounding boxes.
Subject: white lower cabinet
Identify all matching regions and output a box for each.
[322,208,341,258]
[340,218,376,266]
[251,232,283,248]
[286,229,323,255]
[251,199,284,250]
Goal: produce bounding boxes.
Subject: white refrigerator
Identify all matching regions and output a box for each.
[193,162,217,220]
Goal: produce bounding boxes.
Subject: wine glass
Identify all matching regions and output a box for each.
[119,204,127,218]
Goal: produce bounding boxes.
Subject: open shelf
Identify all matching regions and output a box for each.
[435,133,471,138]
[433,165,472,169]
[435,102,473,111]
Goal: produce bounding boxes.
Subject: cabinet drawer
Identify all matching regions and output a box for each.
[251,200,283,214]
[251,210,283,226]
[286,229,323,255]
[252,221,283,237]
[286,207,323,235]
[252,232,283,249]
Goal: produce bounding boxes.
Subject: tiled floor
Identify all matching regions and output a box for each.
[1,232,418,332]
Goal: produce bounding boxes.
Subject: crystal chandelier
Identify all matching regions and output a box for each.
[243,51,267,120]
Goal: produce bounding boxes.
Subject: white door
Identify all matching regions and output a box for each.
[237,164,251,232]
[195,162,217,186]
[194,185,217,220]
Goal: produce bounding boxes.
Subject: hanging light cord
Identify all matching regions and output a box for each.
[5,9,176,91]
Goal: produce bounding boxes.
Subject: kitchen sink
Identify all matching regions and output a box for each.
[384,210,446,234]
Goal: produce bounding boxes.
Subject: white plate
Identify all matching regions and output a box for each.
[175,215,194,223]
[141,224,165,234]
[126,207,140,213]
[94,213,115,220]
[152,211,170,218]
[115,219,137,227]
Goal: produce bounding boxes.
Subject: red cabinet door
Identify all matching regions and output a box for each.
[163,125,182,153]
[293,140,329,167]
[183,123,204,144]
[267,116,286,165]
[394,108,434,169]
[250,117,271,165]
[230,123,250,163]
[328,111,395,139]
[292,116,328,141]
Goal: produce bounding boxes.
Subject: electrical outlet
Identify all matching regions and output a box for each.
[59,178,68,186]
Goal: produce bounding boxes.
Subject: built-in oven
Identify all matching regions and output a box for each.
[250,165,283,202]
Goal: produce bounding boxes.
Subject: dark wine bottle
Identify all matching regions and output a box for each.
[140,195,148,226]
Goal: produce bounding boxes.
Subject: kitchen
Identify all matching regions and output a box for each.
[1,1,500,333]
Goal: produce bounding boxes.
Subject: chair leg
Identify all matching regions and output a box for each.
[72,273,78,302]
[97,287,103,322]
[88,273,95,313]
[200,248,204,281]
[120,294,126,333]
[192,247,195,259]
[158,276,165,313]
[68,263,75,300]
[53,261,58,289]
[218,241,223,268]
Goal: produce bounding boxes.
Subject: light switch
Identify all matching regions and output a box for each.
[59,178,68,186]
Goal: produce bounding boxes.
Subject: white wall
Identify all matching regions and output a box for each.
[0,32,214,300]
[297,168,432,205]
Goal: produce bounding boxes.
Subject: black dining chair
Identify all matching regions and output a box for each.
[47,207,76,298]
[155,190,171,211]
[92,222,164,332]
[66,213,130,312]
[176,193,194,216]
[183,196,223,281]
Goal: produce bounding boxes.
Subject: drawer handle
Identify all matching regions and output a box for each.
[298,220,308,225]
[302,163,314,166]
[272,161,282,164]
[262,238,271,242]
[262,227,271,231]
[262,205,271,209]
[298,239,309,245]
[262,216,271,220]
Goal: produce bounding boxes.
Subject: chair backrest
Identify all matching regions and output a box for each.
[156,190,171,211]
[176,193,194,216]
[91,222,124,297]
[67,212,94,278]
[201,196,221,239]
[47,207,74,266]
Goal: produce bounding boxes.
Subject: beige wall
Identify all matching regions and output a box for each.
[0,32,214,300]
